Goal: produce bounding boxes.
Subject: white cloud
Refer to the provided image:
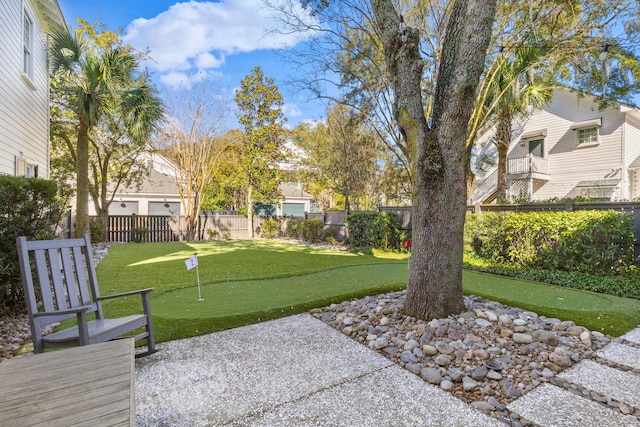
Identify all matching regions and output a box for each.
[123,0,317,74]
[160,71,192,89]
[195,52,224,69]
[159,69,213,90]
[282,103,302,118]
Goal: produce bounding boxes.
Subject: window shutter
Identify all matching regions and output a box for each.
[15,156,27,176]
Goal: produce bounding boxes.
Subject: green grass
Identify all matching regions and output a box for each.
[94,240,640,343]
[463,270,640,335]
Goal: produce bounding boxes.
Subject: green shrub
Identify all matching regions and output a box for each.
[321,226,341,245]
[464,253,640,300]
[300,219,324,243]
[286,220,301,239]
[131,226,150,243]
[465,211,633,276]
[285,219,324,243]
[261,219,280,239]
[206,229,220,241]
[346,212,402,251]
[89,216,107,242]
[0,175,67,314]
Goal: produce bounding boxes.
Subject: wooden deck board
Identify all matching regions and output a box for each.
[0,339,134,426]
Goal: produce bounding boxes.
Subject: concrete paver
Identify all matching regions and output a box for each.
[507,383,640,427]
[559,359,640,408]
[234,365,502,427]
[134,319,640,427]
[597,342,640,370]
[135,314,499,426]
[622,329,640,345]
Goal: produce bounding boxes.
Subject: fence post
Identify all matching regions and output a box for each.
[131,213,137,243]
[474,203,482,215]
[634,208,640,268]
[564,198,574,212]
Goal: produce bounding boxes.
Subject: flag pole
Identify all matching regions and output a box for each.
[195,252,204,301]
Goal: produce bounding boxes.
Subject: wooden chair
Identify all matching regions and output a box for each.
[17,234,157,356]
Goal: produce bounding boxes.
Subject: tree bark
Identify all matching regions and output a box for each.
[495,117,511,200]
[371,0,497,320]
[75,122,90,238]
[247,185,254,238]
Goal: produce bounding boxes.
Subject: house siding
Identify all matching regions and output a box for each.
[0,0,52,178]
[472,88,637,202]
[624,117,640,198]
[524,90,624,200]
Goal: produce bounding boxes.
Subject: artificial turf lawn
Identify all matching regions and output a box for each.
[94,240,640,343]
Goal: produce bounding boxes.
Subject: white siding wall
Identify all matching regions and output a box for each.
[525,89,624,200]
[0,0,51,178]
[624,117,640,198]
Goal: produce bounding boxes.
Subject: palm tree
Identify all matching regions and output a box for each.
[484,44,554,201]
[50,25,154,237]
[89,82,164,241]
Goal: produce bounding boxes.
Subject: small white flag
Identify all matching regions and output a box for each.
[185,254,198,270]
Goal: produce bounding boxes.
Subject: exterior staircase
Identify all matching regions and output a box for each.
[471,170,498,204]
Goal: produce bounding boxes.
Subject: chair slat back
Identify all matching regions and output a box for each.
[17,236,99,327]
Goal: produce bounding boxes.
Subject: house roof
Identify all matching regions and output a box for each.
[279,182,312,199]
[31,0,66,30]
[554,86,640,122]
[138,169,180,195]
[116,169,180,196]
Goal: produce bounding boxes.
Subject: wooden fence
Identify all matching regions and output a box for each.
[78,201,640,250]
[100,214,272,242]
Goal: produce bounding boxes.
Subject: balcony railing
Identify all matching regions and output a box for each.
[507,155,549,175]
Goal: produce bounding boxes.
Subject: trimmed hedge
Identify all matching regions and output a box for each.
[464,253,640,300]
[465,211,634,275]
[286,219,324,243]
[261,218,280,239]
[346,212,404,251]
[0,175,67,314]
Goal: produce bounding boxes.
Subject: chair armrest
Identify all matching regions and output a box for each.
[32,305,92,317]
[97,287,155,301]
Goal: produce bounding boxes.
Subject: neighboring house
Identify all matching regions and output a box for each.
[277,182,315,217]
[277,139,319,216]
[472,88,640,203]
[88,151,183,216]
[0,0,65,178]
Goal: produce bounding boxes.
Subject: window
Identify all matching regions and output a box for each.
[23,11,33,79]
[26,164,38,178]
[529,138,544,157]
[15,156,38,177]
[570,118,601,147]
[578,127,598,145]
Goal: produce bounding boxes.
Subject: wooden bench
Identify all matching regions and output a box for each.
[16,234,157,356]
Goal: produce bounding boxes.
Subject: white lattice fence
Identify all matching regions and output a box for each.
[509,179,529,201]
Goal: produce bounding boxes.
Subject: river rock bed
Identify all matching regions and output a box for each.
[311,290,618,426]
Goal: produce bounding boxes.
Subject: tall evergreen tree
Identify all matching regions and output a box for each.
[235,66,287,237]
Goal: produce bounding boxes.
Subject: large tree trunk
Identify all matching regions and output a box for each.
[97,209,109,242]
[372,0,497,319]
[495,116,512,200]
[75,123,90,238]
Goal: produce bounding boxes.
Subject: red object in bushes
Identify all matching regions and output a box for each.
[403,239,411,249]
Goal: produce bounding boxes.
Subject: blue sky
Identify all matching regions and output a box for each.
[57,0,326,128]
